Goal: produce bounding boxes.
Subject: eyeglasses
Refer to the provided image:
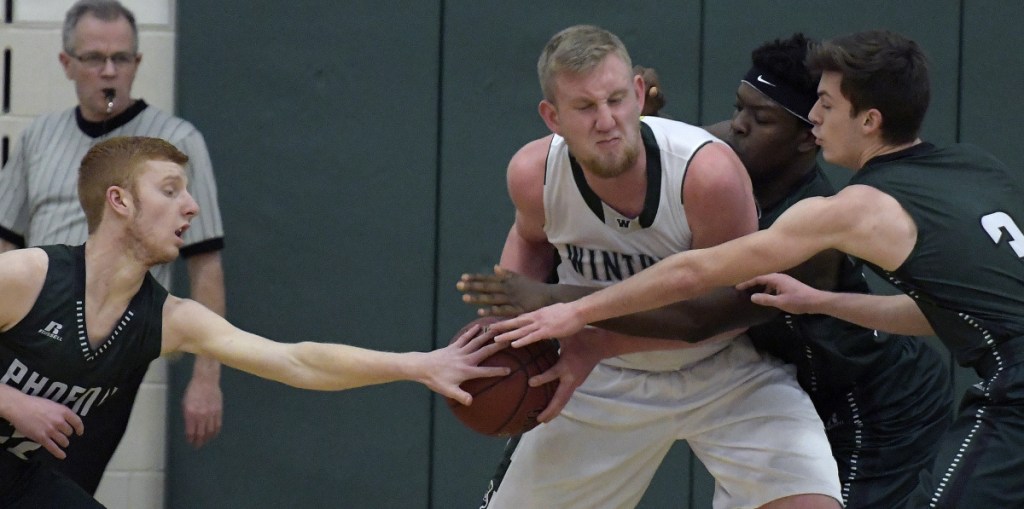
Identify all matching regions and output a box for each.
[70,52,138,70]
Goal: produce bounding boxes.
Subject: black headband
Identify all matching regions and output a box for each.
[741,66,816,125]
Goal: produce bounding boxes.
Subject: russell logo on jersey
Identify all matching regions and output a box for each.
[37,321,64,342]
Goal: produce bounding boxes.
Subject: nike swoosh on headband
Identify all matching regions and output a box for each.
[756,74,776,87]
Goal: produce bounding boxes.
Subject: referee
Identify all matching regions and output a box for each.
[0,0,226,495]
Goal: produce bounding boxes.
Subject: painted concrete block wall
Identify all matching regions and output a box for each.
[1,1,176,508]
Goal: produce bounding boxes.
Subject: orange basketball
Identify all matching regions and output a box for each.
[446,317,559,436]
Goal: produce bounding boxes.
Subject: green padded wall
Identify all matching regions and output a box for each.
[171,2,442,507]
[170,1,1024,508]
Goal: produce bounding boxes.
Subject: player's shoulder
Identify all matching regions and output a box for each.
[0,248,49,330]
[160,295,203,349]
[779,185,897,238]
[686,138,747,188]
[161,294,239,357]
[508,135,554,178]
[833,183,913,230]
[834,183,899,211]
[163,293,207,316]
[0,247,49,276]
[504,136,554,211]
[160,290,202,331]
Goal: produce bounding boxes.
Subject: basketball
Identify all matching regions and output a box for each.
[447,316,560,437]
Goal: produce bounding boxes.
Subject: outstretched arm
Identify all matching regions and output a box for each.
[162,297,509,405]
[738,272,934,335]
[459,265,777,341]
[491,185,911,346]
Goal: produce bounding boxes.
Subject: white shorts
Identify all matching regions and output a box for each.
[487,335,841,509]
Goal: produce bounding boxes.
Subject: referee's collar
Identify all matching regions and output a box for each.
[76,99,149,138]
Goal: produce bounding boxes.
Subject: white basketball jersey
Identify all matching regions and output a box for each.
[544,117,734,370]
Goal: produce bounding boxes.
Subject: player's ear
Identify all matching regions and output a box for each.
[108,186,133,217]
[633,73,647,114]
[538,99,560,134]
[862,108,883,136]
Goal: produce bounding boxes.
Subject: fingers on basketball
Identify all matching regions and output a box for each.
[447,317,560,436]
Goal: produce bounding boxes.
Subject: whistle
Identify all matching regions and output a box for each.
[103,89,116,114]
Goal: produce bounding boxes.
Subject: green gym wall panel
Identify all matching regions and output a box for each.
[961,2,1024,187]
[171,1,442,507]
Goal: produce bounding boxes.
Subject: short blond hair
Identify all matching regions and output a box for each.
[537,25,633,102]
[78,136,189,232]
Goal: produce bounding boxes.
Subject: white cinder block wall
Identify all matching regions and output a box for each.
[1,1,177,508]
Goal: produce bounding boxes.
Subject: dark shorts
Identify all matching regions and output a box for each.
[0,450,106,509]
[822,338,953,508]
[904,362,1024,508]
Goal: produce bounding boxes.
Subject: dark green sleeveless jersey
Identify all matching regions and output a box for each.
[749,165,909,402]
[850,143,1024,367]
[0,244,165,468]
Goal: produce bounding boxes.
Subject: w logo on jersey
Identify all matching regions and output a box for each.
[37,321,64,341]
[610,217,644,232]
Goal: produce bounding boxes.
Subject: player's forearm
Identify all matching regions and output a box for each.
[596,286,773,341]
[548,284,776,342]
[172,304,421,392]
[813,292,934,336]
[284,342,425,391]
[215,338,417,391]
[575,252,710,326]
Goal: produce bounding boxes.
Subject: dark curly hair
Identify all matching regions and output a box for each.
[751,33,818,106]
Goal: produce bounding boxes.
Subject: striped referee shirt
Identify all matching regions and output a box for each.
[0,100,224,288]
